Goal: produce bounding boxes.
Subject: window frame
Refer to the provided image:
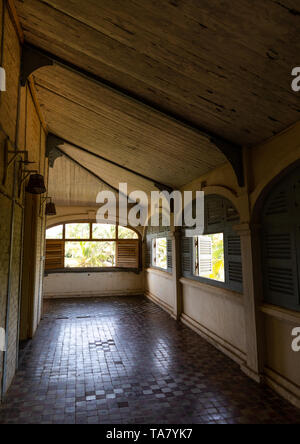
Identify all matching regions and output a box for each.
[45,221,141,272]
[193,233,225,283]
[151,236,168,270]
[181,195,243,293]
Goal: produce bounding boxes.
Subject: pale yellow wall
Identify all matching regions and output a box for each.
[264,314,300,389]
[145,269,174,314]
[181,279,246,358]
[0,0,48,395]
[44,271,143,298]
[249,122,300,211]
[0,1,23,394]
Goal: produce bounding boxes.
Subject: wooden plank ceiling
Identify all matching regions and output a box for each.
[15,0,300,205]
[47,155,112,206]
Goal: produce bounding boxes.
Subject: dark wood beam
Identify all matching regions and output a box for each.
[46,133,120,196]
[47,133,174,193]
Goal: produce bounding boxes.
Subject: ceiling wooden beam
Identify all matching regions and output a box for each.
[22,42,245,186]
[7,0,24,44]
[47,133,174,193]
[46,133,120,195]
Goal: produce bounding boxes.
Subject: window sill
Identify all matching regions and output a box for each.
[180,277,243,301]
[260,304,300,324]
[146,267,173,278]
[45,267,141,276]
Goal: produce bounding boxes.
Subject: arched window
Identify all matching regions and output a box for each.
[181,194,243,292]
[45,222,140,271]
[261,167,300,311]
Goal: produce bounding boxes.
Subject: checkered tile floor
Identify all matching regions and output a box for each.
[0,296,299,424]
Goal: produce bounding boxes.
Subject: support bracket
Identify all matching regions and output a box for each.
[210,136,245,187]
[40,196,50,216]
[20,45,53,87]
[2,137,30,186]
[154,182,174,194]
[46,133,64,168]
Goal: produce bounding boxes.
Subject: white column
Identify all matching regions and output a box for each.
[235,223,264,382]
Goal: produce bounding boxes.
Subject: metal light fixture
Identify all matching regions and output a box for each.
[45,199,56,216]
[40,197,56,216]
[25,173,47,195]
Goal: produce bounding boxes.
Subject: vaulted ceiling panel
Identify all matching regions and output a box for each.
[34,64,226,188]
[60,143,161,196]
[47,155,111,206]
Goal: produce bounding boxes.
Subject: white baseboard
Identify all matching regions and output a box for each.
[180,313,247,367]
[240,364,262,383]
[264,367,300,409]
[145,290,175,318]
[44,289,144,299]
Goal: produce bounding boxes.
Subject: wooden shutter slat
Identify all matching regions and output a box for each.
[182,236,193,277]
[45,240,64,270]
[145,236,151,268]
[198,235,212,275]
[225,229,243,292]
[167,238,172,272]
[116,240,139,268]
[262,227,298,309]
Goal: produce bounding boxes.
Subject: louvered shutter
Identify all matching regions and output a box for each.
[116,240,139,268]
[198,235,212,275]
[262,228,298,309]
[225,230,243,292]
[145,236,152,268]
[167,238,172,273]
[182,236,193,277]
[45,240,64,270]
[262,170,300,311]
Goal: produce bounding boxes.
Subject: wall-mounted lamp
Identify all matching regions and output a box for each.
[25,173,47,195]
[2,138,30,186]
[45,199,56,216]
[41,197,56,216]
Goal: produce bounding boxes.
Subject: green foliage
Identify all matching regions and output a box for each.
[208,234,224,281]
[65,241,116,268]
[66,223,90,239]
[156,238,167,269]
[92,224,116,239]
[118,226,138,239]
